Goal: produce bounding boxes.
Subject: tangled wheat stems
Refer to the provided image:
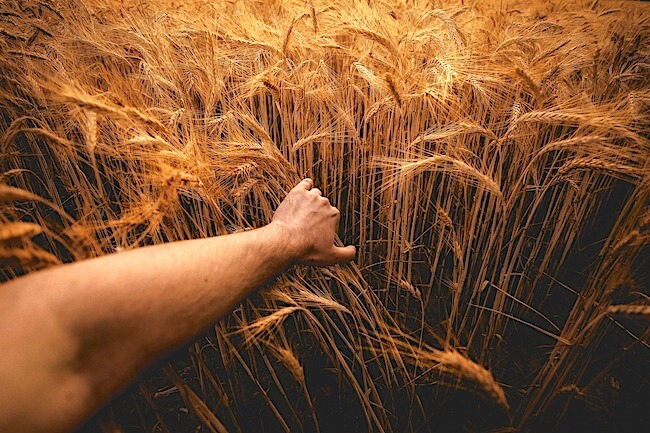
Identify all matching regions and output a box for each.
[1,0,648,431]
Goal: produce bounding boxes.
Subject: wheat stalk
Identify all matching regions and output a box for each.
[0,222,43,242]
[606,304,650,318]
[438,350,509,410]
[0,246,61,267]
[0,184,40,203]
[394,154,503,199]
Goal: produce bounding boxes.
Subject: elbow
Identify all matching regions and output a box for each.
[0,289,97,433]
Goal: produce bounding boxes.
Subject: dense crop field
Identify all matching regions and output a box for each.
[1,0,648,431]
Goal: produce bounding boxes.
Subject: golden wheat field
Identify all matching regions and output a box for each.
[1,0,648,431]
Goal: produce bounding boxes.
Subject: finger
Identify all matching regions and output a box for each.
[293,178,313,191]
[330,245,356,263]
[311,188,322,196]
[329,207,341,227]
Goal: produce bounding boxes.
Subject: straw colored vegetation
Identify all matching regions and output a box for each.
[1,0,648,431]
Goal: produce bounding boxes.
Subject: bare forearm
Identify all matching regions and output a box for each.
[50,223,295,355]
[0,223,295,429]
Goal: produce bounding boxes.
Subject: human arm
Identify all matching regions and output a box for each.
[0,178,355,433]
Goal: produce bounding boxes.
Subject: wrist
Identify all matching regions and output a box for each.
[266,221,303,265]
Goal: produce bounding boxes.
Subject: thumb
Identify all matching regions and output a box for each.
[330,245,357,264]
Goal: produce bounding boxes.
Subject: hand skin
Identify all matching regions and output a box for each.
[0,178,355,433]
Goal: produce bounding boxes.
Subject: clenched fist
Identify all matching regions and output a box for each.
[270,178,356,266]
